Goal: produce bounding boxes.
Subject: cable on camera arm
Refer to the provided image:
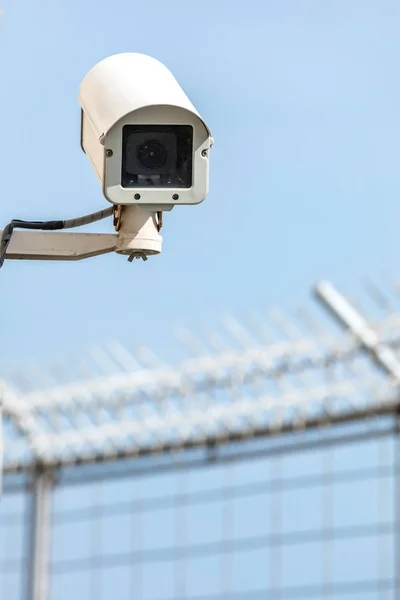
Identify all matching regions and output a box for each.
[0,206,114,270]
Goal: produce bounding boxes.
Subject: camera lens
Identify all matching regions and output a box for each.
[121,125,193,188]
[137,140,168,170]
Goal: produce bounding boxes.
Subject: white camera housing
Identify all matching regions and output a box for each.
[78,53,213,210]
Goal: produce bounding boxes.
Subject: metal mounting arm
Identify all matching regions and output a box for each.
[3,231,117,261]
[0,205,162,266]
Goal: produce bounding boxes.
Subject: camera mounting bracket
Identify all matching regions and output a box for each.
[0,206,162,267]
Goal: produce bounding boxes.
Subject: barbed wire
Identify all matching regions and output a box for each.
[4,279,400,471]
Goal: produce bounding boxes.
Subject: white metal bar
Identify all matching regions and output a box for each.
[3,231,116,261]
[315,280,400,381]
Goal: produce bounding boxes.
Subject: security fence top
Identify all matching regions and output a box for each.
[2,279,400,473]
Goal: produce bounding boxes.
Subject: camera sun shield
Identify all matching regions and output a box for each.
[121,125,193,188]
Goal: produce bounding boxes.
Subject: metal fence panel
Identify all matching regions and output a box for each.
[1,418,398,600]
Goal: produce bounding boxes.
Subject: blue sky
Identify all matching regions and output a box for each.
[1,3,399,598]
[1,0,400,370]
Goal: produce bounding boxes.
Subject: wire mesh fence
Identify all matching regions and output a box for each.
[1,417,399,600]
[2,278,400,599]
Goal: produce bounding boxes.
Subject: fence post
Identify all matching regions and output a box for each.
[25,468,54,600]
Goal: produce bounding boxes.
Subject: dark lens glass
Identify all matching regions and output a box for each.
[121,125,193,189]
[137,140,168,170]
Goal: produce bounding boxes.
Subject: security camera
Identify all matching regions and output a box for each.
[0,53,213,271]
[78,53,213,211]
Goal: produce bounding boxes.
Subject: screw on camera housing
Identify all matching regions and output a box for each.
[172,194,179,200]
[105,149,113,157]
[134,194,141,200]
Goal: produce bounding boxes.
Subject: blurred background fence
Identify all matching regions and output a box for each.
[2,279,400,600]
